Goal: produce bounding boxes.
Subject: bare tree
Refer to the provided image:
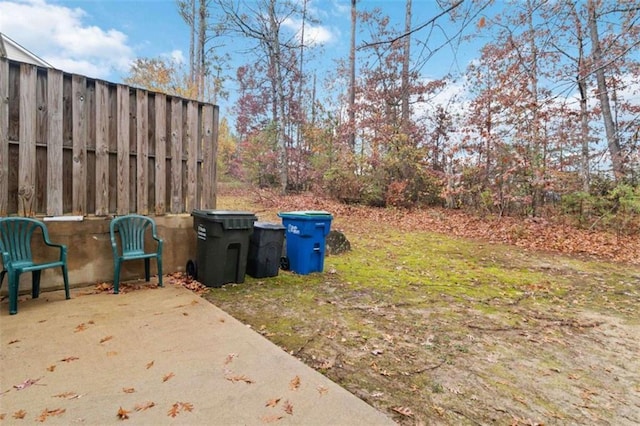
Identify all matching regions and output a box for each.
[587,0,624,181]
[348,0,357,152]
[401,0,411,133]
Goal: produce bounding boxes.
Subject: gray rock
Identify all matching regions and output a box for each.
[326,230,351,255]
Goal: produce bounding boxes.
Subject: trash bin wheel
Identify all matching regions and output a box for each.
[280,256,290,271]
[186,259,197,279]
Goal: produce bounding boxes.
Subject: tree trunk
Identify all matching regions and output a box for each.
[587,0,624,181]
[176,0,196,85]
[297,0,307,151]
[197,0,207,100]
[348,0,356,152]
[267,0,287,193]
[401,0,412,133]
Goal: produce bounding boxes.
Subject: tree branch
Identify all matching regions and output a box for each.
[359,0,465,49]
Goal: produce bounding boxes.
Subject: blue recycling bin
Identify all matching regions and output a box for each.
[277,211,333,275]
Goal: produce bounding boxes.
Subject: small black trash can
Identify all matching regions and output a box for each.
[190,210,257,287]
[247,222,285,278]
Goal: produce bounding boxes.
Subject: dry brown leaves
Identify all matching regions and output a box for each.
[167,272,208,294]
[37,408,65,422]
[264,193,640,265]
[168,402,193,418]
[289,376,301,391]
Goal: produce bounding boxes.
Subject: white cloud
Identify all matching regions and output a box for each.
[283,16,335,46]
[0,0,134,79]
[168,49,185,64]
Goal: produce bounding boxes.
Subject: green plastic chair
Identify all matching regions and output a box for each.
[109,214,163,294]
[0,217,70,315]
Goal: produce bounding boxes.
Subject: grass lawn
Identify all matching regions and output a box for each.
[202,189,640,425]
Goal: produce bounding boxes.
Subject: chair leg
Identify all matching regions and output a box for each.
[157,256,163,287]
[32,270,41,299]
[0,270,5,290]
[62,265,70,300]
[144,258,150,282]
[9,272,19,315]
[114,260,121,294]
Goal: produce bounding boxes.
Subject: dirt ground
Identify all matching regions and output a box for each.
[201,191,640,425]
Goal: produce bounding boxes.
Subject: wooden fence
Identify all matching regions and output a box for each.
[0,58,218,217]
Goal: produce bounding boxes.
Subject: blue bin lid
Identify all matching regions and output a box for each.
[278,210,333,219]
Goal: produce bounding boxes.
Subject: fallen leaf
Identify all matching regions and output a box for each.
[224,353,238,365]
[36,408,65,422]
[117,406,130,420]
[162,373,175,382]
[60,356,79,363]
[95,282,112,293]
[265,398,281,407]
[74,323,87,332]
[46,365,56,372]
[392,406,414,417]
[283,400,293,415]
[53,392,80,399]
[225,374,254,384]
[123,388,135,394]
[168,403,180,418]
[146,361,154,369]
[14,377,43,390]
[180,402,193,412]
[289,376,301,391]
[261,414,284,423]
[8,339,20,344]
[317,386,329,396]
[107,351,118,357]
[100,336,114,344]
[0,414,5,420]
[13,410,27,419]
[134,401,155,411]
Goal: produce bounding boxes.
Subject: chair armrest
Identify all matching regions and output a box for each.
[37,223,68,262]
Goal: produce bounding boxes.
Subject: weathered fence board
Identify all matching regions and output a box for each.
[72,74,87,215]
[95,81,109,216]
[202,104,217,209]
[18,64,36,216]
[170,97,182,214]
[116,84,129,214]
[0,59,8,216]
[0,58,217,217]
[46,68,63,216]
[185,100,197,212]
[154,93,167,215]
[136,89,148,214]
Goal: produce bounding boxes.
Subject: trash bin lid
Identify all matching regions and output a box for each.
[192,209,256,217]
[278,210,333,219]
[192,209,257,230]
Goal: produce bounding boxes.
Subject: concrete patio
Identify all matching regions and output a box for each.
[0,283,394,425]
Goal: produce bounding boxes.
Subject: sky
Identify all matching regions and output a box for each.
[0,0,480,117]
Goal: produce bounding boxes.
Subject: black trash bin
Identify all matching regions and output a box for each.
[247,222,285,278]
[190,210,257,287]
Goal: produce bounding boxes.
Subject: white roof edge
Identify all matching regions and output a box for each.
[0,32,52,68]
